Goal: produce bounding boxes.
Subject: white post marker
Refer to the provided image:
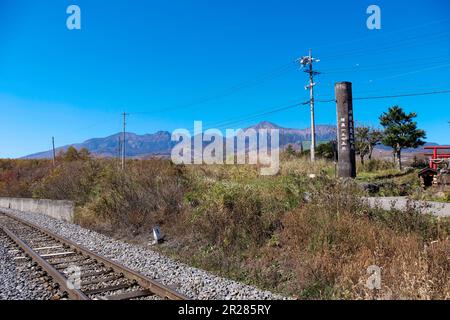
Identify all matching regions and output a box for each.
[152,226,162,245]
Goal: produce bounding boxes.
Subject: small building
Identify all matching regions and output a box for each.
[418,167,437,188]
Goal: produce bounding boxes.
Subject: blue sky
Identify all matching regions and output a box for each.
[1,0,449,158]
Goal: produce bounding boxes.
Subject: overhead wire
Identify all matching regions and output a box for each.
[313,89,450,104]
[122,17,450,131]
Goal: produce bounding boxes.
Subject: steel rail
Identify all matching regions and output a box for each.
[0,224,89,300]
[1,212,188,300]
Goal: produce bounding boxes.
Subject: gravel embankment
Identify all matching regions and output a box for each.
[1,209,287,300]
[0,230,55,300]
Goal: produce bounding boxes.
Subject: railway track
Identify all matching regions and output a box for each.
[0,212,188,300]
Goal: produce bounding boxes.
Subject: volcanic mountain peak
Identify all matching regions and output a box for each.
[250,121,283,130]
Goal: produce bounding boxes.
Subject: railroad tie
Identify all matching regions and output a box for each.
[102,289,153,300]
[81,274,123,286]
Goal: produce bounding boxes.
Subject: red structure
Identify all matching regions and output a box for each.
[424,146,450,169]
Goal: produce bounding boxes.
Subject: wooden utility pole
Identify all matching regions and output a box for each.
[299,49,320,162]
[117,135,122,170]
[52,137,56,167]
[121,112,129,170]
[335,82,356,178]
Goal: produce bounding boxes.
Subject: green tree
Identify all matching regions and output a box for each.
[78,148,91,160]
[379,106,426,170]
[285,144,297,157]
[59,146,91,162]
[316,141,336,160]
[62,146,80,161]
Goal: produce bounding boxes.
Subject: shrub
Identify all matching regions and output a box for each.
[30,159,185,235]
[315,141,337,160]
[358,159,396,173]
[0,159,52,197]
[32,160,101,205]
[76,160,185,235]
[185,173,306,253]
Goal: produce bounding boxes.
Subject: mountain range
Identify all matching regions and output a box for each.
[23,121,438,159]
[23,121,337,159]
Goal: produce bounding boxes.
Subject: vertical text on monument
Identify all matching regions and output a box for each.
[335,82,356,178]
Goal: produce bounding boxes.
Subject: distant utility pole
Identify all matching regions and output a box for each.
[299,49,320,162]
[117,135,122,170]
[121,112,129,170]
[52,136,56,167]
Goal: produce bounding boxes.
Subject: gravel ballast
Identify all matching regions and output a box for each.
[0,230,55,300]
[0,209,287,300]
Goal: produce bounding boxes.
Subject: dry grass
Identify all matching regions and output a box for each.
[280,156,335,178]
[1,156,449,299]
[279,203,450,299]
[159,172,450,299]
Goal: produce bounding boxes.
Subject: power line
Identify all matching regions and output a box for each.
[315,98,336,103]
[204,101,304,131]
[132,88,450,136]
[213,89,450,131]
[354,89,450,101]
[203,100,298,129]
[70,19,450,125]
[352,83,450,96]
[321,56,450,74]
[130,62,296,116]
[320,29,450,61]
[170,89,450,132]
[129,30,450,118]
[311,17,450,55]
[315,89,450,103]
[375,63,450,81]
